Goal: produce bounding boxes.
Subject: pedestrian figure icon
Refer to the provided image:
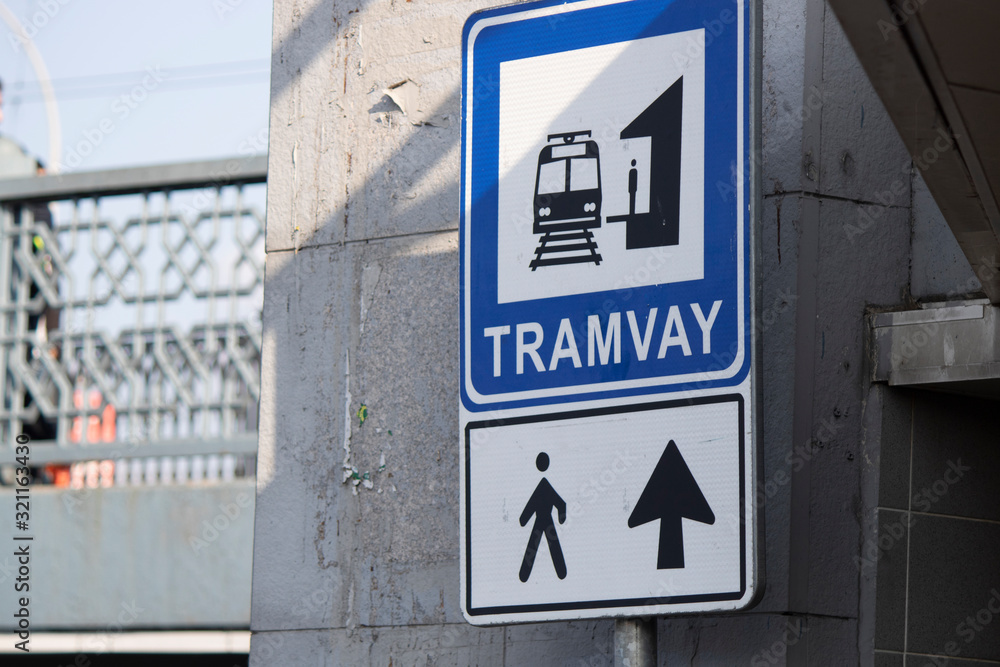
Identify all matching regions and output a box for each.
[518,452,567,582]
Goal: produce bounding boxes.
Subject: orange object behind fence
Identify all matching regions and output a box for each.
[67,388,118,488]
[71,388,116,444]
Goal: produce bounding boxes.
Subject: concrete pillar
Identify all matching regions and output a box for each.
[251,0,914,663]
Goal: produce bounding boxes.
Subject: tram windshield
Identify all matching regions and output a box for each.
[537,161,566,194]
[570,158,598,191]
[535,157,600,195]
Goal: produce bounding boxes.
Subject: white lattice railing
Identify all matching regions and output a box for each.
[0,157,266,484]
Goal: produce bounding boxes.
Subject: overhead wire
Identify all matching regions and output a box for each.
[5,59,271,103]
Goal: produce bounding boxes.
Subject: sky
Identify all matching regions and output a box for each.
[0,0,273,172]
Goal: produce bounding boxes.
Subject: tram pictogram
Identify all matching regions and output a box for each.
[529,131,603,270]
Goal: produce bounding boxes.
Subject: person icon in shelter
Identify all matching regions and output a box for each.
[518,452,567,582]
[627,158,638,217]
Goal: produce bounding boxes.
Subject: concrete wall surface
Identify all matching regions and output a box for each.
[251,0,961,663]
[0,480,255,630]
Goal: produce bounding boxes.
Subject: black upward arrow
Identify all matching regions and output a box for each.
[628,440,715,569]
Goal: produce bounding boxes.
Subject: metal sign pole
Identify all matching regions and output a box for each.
[614,618,657,666]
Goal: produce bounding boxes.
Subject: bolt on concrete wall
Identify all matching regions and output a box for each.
[252,0,917,663]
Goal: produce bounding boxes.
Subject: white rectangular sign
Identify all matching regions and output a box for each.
[465,397,750,622]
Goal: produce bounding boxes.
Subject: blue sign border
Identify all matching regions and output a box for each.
[461,0,751,411]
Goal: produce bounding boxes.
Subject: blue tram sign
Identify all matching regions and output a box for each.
[460,0,758,624]
[461,0,753,410]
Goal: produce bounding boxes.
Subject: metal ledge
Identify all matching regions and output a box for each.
[0,435,258,465]
[0,155,267,202]
[0,481,254,629]
[870,301,1000,398]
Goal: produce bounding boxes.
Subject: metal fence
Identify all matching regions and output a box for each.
[0,156,266,479]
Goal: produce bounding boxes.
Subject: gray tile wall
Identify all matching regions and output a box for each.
[874,390,1000,665]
